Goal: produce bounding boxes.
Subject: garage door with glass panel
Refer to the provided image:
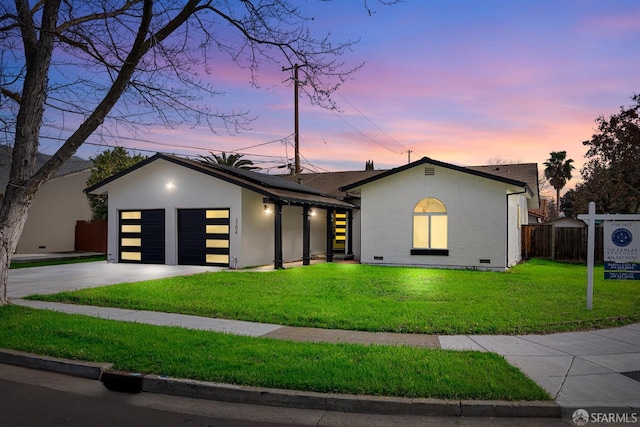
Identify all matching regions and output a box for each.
[119,209,165,264]
[178,208,230,267]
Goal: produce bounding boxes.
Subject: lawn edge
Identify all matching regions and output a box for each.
[0,347,560,418]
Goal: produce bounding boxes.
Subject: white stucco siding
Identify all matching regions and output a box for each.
[506,192,528,267]
[350,207,362,259]
[359,165,511,270]
[309,208,327,256]
[240,190,273,268]
[105,159,242,265]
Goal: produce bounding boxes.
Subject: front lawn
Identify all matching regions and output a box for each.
[10,255,107,269]
[0,305,550,401]
[30,259,640,334]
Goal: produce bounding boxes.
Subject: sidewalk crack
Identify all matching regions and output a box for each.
[554,355,574,399]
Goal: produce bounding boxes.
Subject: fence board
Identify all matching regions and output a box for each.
[75,220,107,253]
[521,225,603,264]
[522,224,552,259]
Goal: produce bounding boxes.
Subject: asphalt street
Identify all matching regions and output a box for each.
[0,364,576,427]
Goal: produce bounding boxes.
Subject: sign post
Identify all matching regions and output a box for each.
[577,202,640,310]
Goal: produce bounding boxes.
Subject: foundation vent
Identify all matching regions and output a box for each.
[479,259,491,264]
[424,167,435,176]
[374,256,384,261]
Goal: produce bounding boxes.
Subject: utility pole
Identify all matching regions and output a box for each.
[282,64,302,174]
[407,150,413,164]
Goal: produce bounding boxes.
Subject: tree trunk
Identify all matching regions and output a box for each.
[0,185,37,304]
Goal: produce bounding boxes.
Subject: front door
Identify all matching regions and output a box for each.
[332,210,347,252]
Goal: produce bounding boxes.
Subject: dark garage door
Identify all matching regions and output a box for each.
[119,209,165,264]
[178,208,230,267]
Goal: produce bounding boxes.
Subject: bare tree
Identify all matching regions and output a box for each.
[0,0,394,304]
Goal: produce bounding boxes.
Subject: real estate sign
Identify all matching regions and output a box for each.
[604,220,640,280]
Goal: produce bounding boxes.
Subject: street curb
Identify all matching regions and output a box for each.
[0,348,112,380]
[0,349,561,418]
[141,374,561,418]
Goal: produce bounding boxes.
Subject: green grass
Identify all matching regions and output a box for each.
[10,255,107,269]
[29,259,640,334]
[0,305,549,401]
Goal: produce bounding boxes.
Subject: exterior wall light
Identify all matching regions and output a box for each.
[310,209,317,217]
[264,204,273,215]
[166,182,176,190]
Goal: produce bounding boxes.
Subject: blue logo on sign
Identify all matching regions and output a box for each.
[612,228,633,247]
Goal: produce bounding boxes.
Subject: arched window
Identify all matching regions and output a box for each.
[412,198,448,252]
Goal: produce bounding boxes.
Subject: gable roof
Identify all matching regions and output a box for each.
[0,145,91,192]
[340,157,534,197]
[280,170,386,199]
[85,153,356,209]
[466,163,538,187]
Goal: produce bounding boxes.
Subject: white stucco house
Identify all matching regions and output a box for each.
[341,158,539,270]
[86,153,539,271]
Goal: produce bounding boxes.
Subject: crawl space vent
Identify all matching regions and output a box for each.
[424,167,435,176]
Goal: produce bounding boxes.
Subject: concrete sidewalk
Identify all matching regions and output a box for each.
[7,261,640,417]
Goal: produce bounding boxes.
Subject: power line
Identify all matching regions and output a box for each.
[331,111,403,155]
[337,92,407,151]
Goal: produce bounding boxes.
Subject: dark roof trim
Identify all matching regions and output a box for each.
[340,157,530,193]
[85,153,355,210]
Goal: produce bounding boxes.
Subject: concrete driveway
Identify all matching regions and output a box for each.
[8,261,223,299]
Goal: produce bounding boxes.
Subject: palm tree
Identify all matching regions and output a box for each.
[199,152,259,170]
[544,151,575,213]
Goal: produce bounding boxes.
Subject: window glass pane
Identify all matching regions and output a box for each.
[121,238,141,247]
[413,216,429,248]
[121,224,141,233]
[206,239,229,248]
[206,210,229,219]
[121,211,141,220]
[413,198,446,213]
[121,251,141,261]
[431,215,448,249]
[206,254,229,264]
[206,225,229,234]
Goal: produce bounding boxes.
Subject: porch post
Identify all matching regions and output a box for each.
[326,209,334,262]
[274,203,283,269]
[302,205,311,265]
[347,209,354,256]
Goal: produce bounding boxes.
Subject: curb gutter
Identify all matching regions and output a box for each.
[0,348,560,418]
[0,348,112,380]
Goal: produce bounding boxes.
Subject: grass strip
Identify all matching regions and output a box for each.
[31,259,640,334]
[0,305,549,401]
[10,256,107,269]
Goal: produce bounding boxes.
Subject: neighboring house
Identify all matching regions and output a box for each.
[546,217,586,228]
[87,153,539,271]
[0,146,93,254]
[527,198,548,224]
[85,153,355,268]
[341,158,539,271]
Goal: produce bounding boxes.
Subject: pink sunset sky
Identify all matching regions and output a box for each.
[66,0,639,196]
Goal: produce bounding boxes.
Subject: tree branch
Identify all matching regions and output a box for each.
[31,0,155,184]
[1,87,21,104]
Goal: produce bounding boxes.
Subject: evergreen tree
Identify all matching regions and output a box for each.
[86,148,146,220]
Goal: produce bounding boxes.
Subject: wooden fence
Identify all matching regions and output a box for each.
[522,224,603,264]
[75,220,107,253]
